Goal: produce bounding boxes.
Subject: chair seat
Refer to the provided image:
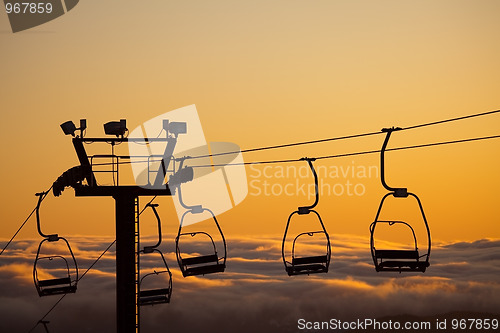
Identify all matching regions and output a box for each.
[38,277,72,287]
[139,295,170,305]
[139,288,170,298]
[292,255,328,265]
[139,289,171,305]
[375,249,419,260]
[181,254,219,266]
[183,263,226,277]
[378,260,429,272]
[39,285,77,296]
[286,263,328,276]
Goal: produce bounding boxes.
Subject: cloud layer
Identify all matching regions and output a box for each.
[1,235,500,332]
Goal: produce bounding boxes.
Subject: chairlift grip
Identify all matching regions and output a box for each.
[298,158,319,213]
[143,203,162,250]
[380,128,407,196]
[172,158,200,211]
[178,186,203,211]
[35,191,58,240]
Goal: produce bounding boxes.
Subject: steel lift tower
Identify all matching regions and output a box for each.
[58,119,189,333]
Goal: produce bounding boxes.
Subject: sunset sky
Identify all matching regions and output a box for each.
[1,1,499,332]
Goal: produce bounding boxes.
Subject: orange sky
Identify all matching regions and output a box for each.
[1,0,499,244]
[1,3,500,332]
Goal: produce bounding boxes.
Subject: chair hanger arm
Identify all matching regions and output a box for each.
[380,127,407,196]
[298,158,319,213]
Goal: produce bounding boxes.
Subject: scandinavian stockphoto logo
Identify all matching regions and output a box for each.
[128,105,248,226]
[4,0,79,33]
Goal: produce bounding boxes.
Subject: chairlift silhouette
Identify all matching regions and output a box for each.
[38,320,50,333]
[370,127,431,272]
[282,158,331,276]
[33,191,78,297]
[173,160,227,277]
[138,203,172,306]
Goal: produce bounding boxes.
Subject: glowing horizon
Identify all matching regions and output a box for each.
[1,1,499,332]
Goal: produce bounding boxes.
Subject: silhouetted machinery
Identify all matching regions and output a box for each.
[282,158,331,276]
[48,117,192,332]
[33,191,78,297]
[370,127,431,272]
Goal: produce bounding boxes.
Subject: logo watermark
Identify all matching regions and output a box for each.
[298,318,432,331]
[4,0,79,33]
[128,105,248,226]
[248,162,378,199]
[297,317,500,331]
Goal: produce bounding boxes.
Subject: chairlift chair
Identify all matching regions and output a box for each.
[172,161,227,277]
[33,192,78,297]
[370,128,431,273]
[138,250,172,305]
[282,158,331,276]
[176,207,227,277]
[138,203,172,306]
[38,320,50,333]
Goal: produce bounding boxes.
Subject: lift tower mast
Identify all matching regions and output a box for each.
[61,119,188,333]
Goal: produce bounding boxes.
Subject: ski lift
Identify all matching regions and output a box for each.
[138,203,172,306]
[370,127,431,273]
[38,320,50,333]
[33,191,78,297]
[173,161,227,277]
[282,158,331,276]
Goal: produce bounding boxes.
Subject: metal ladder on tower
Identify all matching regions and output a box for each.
[135,197,140,333]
